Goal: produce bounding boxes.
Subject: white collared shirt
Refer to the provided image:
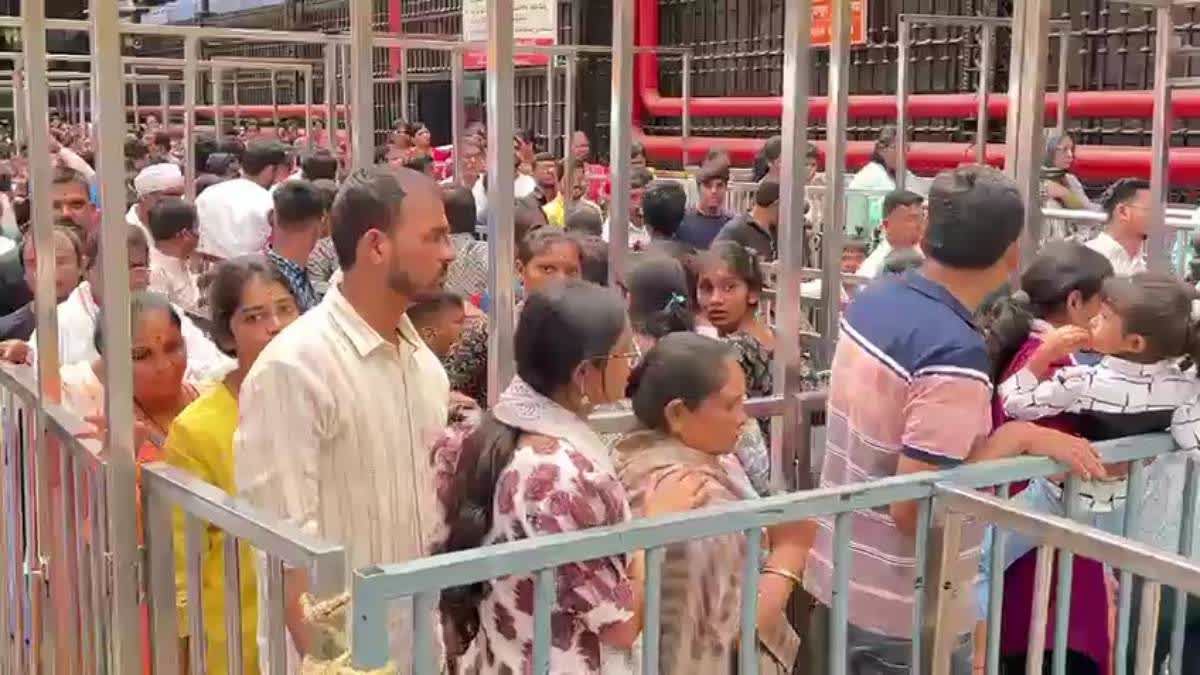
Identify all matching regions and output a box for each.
[195,177,274,259]
[1086,231,1147,277]
[234,283,449,669]
[126,204,151,241]
[28,282,234,384]
[148,246,200,314]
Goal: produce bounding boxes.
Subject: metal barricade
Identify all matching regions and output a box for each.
[348,432,1194,674]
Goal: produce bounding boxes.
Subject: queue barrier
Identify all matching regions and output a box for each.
[348,432,1200,675]
[0,362,347,675]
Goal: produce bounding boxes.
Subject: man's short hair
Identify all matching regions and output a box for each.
[272,180,327,230]
[330,166,407,270]
[575,234,609,286]
[311,178,339,212]
[1101,178,1151,219]
[241,139,289,175]
[696,161,730,186]
[923,165,1023,270]
[565,204,604,237]
[763,135,783,162]
[301,149,339,181]
[442,185,477,236]
[631,167,654,190]
[883,189,924,218]
[146,197,197,243]
[642,181,687,238]
[52,166,91,195]
[755,180,780,208]
[217,136,245,160]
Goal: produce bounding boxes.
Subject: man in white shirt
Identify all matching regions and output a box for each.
[235,166,455,669]
[145,197,201,313]
[1086,178,1150,277]
[196,139,293,259]
[857,189,926,279]
[127,163,186,238]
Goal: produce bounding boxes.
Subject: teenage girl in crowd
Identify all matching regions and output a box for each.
[164,257,302,675]
[614,333,807,674]
[432,280,702,674]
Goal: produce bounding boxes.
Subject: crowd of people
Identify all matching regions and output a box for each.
[0,108,1198,675]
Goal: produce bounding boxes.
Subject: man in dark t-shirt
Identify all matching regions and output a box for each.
[676,162,732,248]
[714,179,778,260]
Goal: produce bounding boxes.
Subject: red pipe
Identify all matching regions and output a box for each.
[635,133,1200,185]
[633,0,1200,121]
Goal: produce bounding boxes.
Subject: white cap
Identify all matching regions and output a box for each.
[134,162,184,199]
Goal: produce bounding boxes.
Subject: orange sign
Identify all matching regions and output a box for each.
[812,0,868,47]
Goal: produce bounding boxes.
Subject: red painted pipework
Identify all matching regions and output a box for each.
[634,0,1200,120]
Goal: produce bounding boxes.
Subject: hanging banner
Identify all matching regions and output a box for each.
[463,0,558,70]
[812,0,868,47]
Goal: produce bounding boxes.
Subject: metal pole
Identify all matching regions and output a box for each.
[400,48,410,122]
[545,59,555,154]
[91,0,142,671]
[323,44,337,147]
[1056,29,1070,136]
[895,17,910,191]
[305,66,314,151]
[12,66,24,150]
[451,49,465,181]
[486,0,517,406]
[1148,7,1172,273]
[773,0,813,492]
[160,81,169,127]
[1003,0,1027,180]
[1012,0,1051,268]
[681,51,692,169]
[564,54,576,164]
[213,65,224,139]
[233,71,240,131]
[270,70,279,131]
[349,0,375,170]
[184,36,198,199]
[977,25,994,165]
[22,0,59,668]
[819,0,852,363]
[608,0,635,286]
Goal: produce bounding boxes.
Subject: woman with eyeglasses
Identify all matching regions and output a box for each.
[163,256,302,675]
[432,280,702,674]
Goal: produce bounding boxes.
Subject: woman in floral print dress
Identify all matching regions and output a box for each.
[432,280,703,674]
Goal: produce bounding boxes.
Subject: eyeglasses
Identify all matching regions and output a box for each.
[594,351,640,369]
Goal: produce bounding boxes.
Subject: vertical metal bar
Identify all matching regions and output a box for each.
[1002,0,1027,181]
[160,81,169,129]
[532,569,554,675]
[89,474,108,675]
[608,0,635,286]
[1134,581,1161,675]
[0,392,12,674]
[895,17,910,190]
[213,65,225,139]
[233,72,241,131]
[926,510,967,675]
[12,66,25,151]
[641,547,665,675]
[412,592,437,674]
[57,442,80,675]
[144,478,181,675]
[486,0,518,407]
[93,1,142,669]
[1052,478,1081,675]
[909,496,933,675]
[264,554,286,675]
[1169,457,1200,674]
[545,59,555,154]
[829,512,852,675]
[1148,6,1173,273]
[1115,460,1146,675]
[1026,546,1055,675]
[400,48,410,122]
[740,528,762,675]
[271,70,280,131]
[681,52,692,168]
[820,0,852,363]
[976,25,994,165]
[223,535,245,675]
[183,37,198,200]
[564,55,576,165]
[185,515,206,673]
[773,0,813,492]
[324,44,337,146]
[349,0,375,171]
[304,65,314,153]
[986,483,1011,675]
[23,0,58,670]
[1012,0,1052,268]
[17,411,37,675]
[451,49,466,182]
[132,77,141,126]
[1056,29,1070,136]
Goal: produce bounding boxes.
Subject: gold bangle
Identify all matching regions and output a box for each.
[761,566,803,587]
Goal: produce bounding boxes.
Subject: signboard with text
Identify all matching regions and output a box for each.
[812,0,868,47]
[462,0,558,70]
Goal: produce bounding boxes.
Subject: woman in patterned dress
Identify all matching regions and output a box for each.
[615,333,807,674]
[432,280,703,674]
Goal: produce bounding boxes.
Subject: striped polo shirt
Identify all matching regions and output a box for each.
[803,270,991,639]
